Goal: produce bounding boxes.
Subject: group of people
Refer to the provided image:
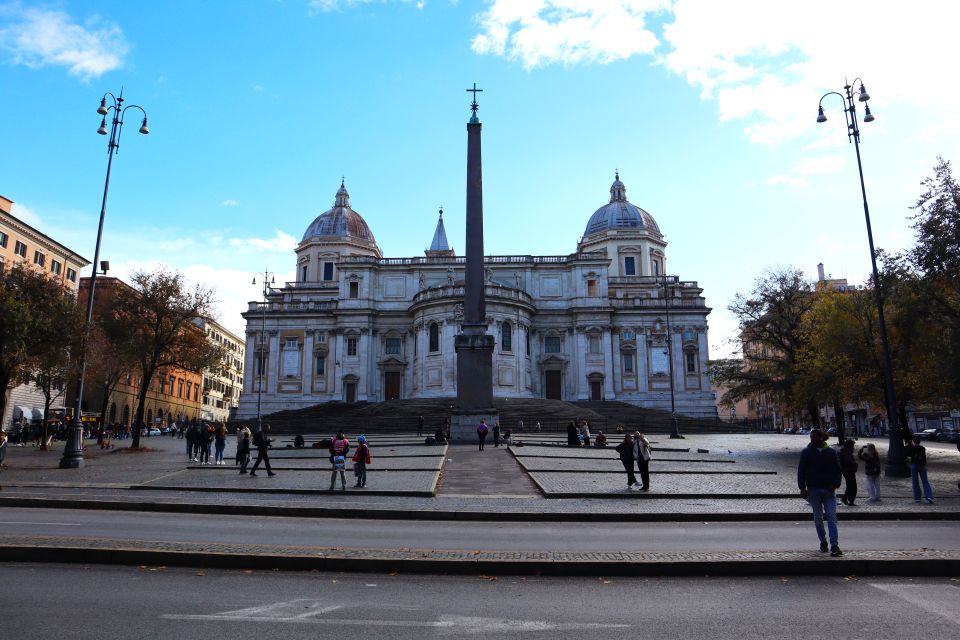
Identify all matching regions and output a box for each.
[475,420,516,450]
[566,419,605,447]
[184,422,231,465]
[797,429,939,558]
[614,431,652,491]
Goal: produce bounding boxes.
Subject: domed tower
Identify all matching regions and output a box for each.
[295,180,381,283]
[578,172,667,277]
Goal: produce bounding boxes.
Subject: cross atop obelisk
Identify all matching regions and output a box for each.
[466,83,482,122]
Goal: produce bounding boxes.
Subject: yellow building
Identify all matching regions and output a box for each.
[1,194,90,430]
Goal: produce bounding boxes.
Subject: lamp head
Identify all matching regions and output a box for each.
[858,85,870,102]
[863,104,875,123]
[97,98,108,115]
[100,260,110,274]
[816,106,827,123]
[138,117,150,135]
[252,277,257,285]
[97,118,108,135]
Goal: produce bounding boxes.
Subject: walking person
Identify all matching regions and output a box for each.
[633,431,651,491]
[352,435,371,488]
[493,422,501,448]
[477,419,489,451]
[236,424,252,474]
[249,424,276,477]
[615,432,637,490]
[838,438,858,506]
[906,435,934,504]
[417,416,424,437]
[858,442,882,502]
[0,429,8,471]
[214,424,227,465]
[797,429,843,556]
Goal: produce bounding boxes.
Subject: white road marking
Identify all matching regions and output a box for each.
[0,521,81,526]
[162,599,629,631]
[870,583,960,626]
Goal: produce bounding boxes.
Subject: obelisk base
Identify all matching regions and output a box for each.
[453,330,497,442]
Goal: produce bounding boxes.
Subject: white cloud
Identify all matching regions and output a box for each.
[471,0,668,69]
[793,155,845,176]
[10,202,42,226]
[470,1,960,147]
[766,175,806,188]
[0,7,128,79]
[228,231,298,253]
[219,199,240,207]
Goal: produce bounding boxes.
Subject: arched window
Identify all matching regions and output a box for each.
[429,322,440,353]
[147,409,153,426]
[122,405,130,426]
[501,322,512,352]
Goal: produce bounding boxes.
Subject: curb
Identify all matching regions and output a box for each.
[1,541,957,577]
[128,485,437,498]
[2,496,959,522]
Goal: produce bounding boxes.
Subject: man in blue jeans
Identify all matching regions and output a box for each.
[797,429,843,557]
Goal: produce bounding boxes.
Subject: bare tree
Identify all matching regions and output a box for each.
[112,269,225,448]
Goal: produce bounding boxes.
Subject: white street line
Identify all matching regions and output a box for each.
[0,521,81,526]
[869,583,960,626]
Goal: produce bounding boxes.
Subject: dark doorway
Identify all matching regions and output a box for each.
[384,371,401,400]
[345,382,357,404]
[590,380,602,401]
[545,370,562,400]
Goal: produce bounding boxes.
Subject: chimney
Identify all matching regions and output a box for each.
[817,262,825,282]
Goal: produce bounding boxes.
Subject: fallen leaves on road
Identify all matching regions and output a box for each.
[389,570,400,576]
[196,572,205,577]
[479,575,498,581]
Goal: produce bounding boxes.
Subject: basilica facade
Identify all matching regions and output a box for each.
[236,174,717,420]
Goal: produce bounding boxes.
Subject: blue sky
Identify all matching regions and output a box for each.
[2,1,958,357]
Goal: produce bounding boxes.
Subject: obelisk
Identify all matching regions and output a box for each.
[452,83,497,441]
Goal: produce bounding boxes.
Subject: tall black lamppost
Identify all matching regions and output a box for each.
[662,274,683,439]
[60,91,149,469]
[251,269,275,430]
[817,79,907,476]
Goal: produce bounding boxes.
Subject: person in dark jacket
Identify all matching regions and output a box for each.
[615,432,637,490]
[905,435,934,503]
[249,424,276,477]
[493,422,501,448]
[566,420,579,447]
[797,429,843,556]
[838,438,858,506]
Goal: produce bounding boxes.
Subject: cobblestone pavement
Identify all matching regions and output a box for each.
[438,444,540,497]
[1,432,957,518]
[1,533,957,576]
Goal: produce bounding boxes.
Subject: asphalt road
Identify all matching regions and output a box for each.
[2,563,959,639]
[1,507,959,552]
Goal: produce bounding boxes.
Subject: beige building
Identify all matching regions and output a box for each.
[1,194,90,429]
[194,317,245,423]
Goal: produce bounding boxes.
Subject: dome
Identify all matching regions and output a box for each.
[301,180,377,244]
[582,172,660,237]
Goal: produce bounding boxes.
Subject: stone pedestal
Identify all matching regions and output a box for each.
[455,330,495,409]
[449,412,499,443]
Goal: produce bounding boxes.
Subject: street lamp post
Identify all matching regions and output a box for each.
[60,91,148,469]
[662,274,683,439]
[251,269,275,430]
[817,79,907,476]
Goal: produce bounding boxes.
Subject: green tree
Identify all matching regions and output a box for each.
[112,269,225,448]
[0,265,79,433]
[713,267,819,425]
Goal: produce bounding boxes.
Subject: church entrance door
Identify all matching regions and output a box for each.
[545,370,562,400]
[590,381,602,401]
[345,382,357,404]
[384,372,401,400]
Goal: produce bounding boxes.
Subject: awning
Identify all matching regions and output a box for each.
[13,406,32,419]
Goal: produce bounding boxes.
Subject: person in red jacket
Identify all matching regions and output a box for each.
[352,434,371,488]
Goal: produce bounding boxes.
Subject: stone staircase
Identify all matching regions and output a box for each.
[569,400,750,435]
[236,397,749,436]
